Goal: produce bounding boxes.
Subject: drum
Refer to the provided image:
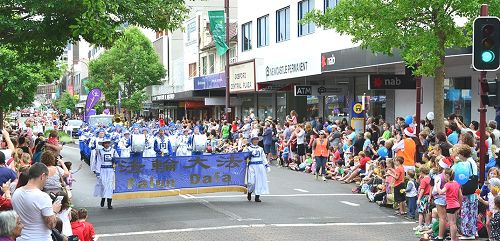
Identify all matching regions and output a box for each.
[131,134,145,153]
[192,135,207,152]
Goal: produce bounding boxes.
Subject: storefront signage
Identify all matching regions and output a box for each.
[368,74,416,90]
[257,83,292,92]
[194,73,226,90]
[229,61,256,93]
[294,85,346,96]
[351,102,365,134]
[264,55,320,82]
[294,85,313,96]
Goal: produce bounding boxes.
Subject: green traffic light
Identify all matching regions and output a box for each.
[482,50,495,63]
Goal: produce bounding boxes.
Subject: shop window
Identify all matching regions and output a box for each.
[325,95,348,122]
[242,22,252,51]
[298,0,315,37]
[306,96,320,119]
[276,93,287,123]
[444,77,472,125]
[276,6,290,42]
[258,93,274,119]
[257,15,269,47]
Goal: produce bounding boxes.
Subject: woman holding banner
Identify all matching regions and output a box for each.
[245,135,270,202]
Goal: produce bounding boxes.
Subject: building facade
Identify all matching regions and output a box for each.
[235,0,499,124]
[150,0,239,121]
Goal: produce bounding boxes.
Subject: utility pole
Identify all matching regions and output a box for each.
[224,0,231,120]
[478,4,488,184]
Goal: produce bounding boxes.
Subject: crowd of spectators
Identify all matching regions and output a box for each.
[179,110,500,241]
[0,126,94,241]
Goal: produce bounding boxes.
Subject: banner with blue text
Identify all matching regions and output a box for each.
[114,153,249,195]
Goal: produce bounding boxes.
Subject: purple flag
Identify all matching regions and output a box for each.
[84,88,102,121]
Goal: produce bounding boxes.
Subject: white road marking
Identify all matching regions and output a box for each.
[293,189,309,193]
[95,221,414,238]
[297,216,340,220]
[340,201,360,207]
[189,193,362,199]
[179,194,192,199]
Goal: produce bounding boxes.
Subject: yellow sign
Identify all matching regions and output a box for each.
[353,103,363,114]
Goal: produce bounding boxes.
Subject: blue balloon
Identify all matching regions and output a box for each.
[454,162,470,185]
[327,126,333,133]
[377,147,388,158]
[405,115,413,125]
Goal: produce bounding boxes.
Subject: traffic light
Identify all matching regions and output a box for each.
[473,17,500,71]
[481,78,500,106]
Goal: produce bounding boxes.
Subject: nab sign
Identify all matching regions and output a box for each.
[368,75,416,90]
[294,85,313,96]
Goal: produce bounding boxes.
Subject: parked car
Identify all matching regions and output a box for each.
[63,119,83,137]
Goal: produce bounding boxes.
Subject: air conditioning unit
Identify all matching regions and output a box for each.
[229,57,237,64]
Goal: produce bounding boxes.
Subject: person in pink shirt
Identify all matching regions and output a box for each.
[437,168,462,241]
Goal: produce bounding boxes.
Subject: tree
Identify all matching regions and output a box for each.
[304,0,500,133]
[86,27,166,121]
[54,92,78,114]
[0,46,62,129]
[0,0,188,62]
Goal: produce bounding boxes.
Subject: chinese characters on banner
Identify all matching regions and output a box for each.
[113,152,250,195]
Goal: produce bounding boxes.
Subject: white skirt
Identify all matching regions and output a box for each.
[247,164,269,195]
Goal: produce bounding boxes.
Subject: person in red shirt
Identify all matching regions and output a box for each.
[437,168,463,241]
[70,209,85,241]
[414,166,432,231]
[340,151,370,184]
[78,208,95,241]
[387,156,406,215]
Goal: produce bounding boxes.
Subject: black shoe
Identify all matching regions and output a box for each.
[247,192,252,201]
[100,198,105,208]
[255,195,261,202]
[107,198,113,209]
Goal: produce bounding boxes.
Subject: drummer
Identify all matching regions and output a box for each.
[154,127,173,157]
[90,128,105,173]
[191,126,207,156]
[118,131,131,158]
[143,128,156,158]
[130,125,144,160]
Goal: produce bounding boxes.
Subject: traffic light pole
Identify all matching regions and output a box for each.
[478,4,488,184]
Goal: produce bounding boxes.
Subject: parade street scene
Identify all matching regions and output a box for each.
[1,1,500,241]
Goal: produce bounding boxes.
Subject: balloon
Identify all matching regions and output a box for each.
[426,112,434,121]
[405,115,413,125]
[454,162,470,185]
[327,126,333,133]
[377,147,388,158]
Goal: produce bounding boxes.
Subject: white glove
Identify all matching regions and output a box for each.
[266,166,271,173]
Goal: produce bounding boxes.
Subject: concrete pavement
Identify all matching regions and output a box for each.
[61,145,417,241]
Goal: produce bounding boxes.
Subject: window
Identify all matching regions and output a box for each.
[324,0,339,10]
[219,54,226,72]
[257,15,269,47]
[202,56,207,75]
[188,63,197,78]
[208,54,215,74]
[298,0,315,36]
[242,22,252,51]
[276,7,290,42]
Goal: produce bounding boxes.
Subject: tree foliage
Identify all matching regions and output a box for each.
[86,27,166,116]
[0,0,189,62]
[304,0,500,133]
[0,45,62,128]
[54,92,78,114]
